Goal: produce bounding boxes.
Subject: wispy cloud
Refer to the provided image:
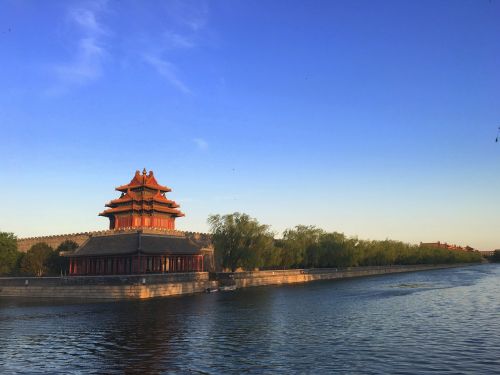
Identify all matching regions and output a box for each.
[71,6,106,35]
[48,2,108,94]
[193,138,209,151]
[164,31,195,49]
[46,1,211,95]
[142,1,210,94]
[143,54,192,95]
[166,0,209,32]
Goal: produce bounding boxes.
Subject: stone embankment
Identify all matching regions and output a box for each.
[217,264,465,289]
[0,273,217,300]
[0,264,471,300]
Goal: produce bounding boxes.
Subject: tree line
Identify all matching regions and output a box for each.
[0,232,76,276]
[208,213,482,272]
[0,213,485,276]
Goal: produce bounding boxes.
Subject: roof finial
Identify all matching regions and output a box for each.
[142,168,147,175]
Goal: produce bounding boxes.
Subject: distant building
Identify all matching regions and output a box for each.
[479,250,495,257]
[419,241,477,252]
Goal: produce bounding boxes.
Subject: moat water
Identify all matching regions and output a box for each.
[1,264,499,374]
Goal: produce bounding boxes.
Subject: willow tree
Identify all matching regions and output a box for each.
[281,225,324,268]
[0,232,20,275]
[208,213,275,272]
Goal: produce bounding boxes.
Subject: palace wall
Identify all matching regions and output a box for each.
[0,264,472,300]
[17,232,95,252]
[16,230,212,252]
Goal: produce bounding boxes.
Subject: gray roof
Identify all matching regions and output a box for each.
[70,232,202,257]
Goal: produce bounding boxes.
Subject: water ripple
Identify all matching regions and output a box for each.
[0,264,499,374]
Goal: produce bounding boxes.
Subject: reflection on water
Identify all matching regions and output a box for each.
[1,264,499,374]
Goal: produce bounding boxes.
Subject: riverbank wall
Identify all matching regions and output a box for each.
[0,264,471,300]
[217,264,466,289]
[0,273,217,300]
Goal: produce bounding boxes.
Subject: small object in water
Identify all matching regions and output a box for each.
[205,287,218,293]
[219,285,237,292]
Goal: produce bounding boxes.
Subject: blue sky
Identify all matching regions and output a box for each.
[1,0,499,250]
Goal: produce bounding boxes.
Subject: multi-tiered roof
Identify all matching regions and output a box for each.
[99,169,184,230]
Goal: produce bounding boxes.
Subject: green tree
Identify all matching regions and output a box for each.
[207,213,482,271]
[0,232,21,275]
[281,225,323,268]
[208,213,275,271]
[20,242,55,276]
[56,240,79,253]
